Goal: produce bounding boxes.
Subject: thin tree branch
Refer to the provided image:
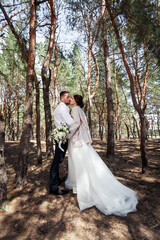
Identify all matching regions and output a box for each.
[0,7,27,31]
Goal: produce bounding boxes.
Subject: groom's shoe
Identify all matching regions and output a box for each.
[49,187,69,195]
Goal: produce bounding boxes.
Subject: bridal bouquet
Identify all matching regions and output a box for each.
[51,123,70,151]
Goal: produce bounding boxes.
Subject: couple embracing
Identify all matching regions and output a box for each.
[49,91,138,217]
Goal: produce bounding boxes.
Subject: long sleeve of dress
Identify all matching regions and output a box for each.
[68,107,80,139]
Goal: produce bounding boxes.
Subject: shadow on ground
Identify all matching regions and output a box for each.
[0,139,160,240]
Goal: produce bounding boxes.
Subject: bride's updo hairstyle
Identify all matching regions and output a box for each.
[74,95,84,108]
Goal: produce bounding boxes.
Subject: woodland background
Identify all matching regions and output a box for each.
[0,0,160,239]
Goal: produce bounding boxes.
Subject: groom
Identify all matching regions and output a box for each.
[49,91,74,195]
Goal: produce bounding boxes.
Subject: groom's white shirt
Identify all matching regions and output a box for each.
[54,102,74,127]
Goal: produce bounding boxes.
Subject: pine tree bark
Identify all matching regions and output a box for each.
[99,115,104,141]
[0,113,7,204]
[35,74,42,164]
[133,114,140,139]
[41,0,56,157]
[7,83,12,141]
[53,39,58,107]
[0,2,29,62]
[86,42,92,134]
[82,5,100,136]
[122,88,134,138]
[125,122,130,139]
[0,1,42,165]
[42,69,53,156]
[16,100,19,140]
[158,0,160,26]
[16,0,36,187]
[106,1,149,172]
[140,114,148,172]
[157,111,160,136]
[101,0,114,156]
[114,57,121,140]
[16,101,20,140]
[50,40,58,110]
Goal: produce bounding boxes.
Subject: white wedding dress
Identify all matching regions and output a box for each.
[65,142,138,216]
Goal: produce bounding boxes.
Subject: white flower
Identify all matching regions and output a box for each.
[51,123,70,143]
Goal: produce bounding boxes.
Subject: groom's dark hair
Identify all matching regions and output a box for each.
[60,91,69,99]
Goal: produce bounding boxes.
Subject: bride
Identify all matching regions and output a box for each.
[65,94,138,216]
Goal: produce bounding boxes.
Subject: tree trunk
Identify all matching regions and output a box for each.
[106,1,148,171]
[41,0,56,157]
[118,123,122,140]
[81,4,99,137]
[101,0,114,156]
[8,83,12,141]
[140,114,148,173]
[16,101,20,140]
[11,121,15,141]
[157,111,160,136]
[133,114,140,139]
[125,122,130,139]
[0,3,29,62]
[87,100,92,137]
[114,56,121,140]
[50,39,58,111]
[115,120,118,140]
[151,118,154,138]
[35,75,42,164]
[53,39,58,107]
[16,0,36,187]
[158,0,160,26]
[12,97,17,141]
[0,113,7,204]
[132,118,136,139]
[99,115,103,141]
[145,116,150,140]
[0,1,42,164]
[42,69,53,157]
[87,44,92,135]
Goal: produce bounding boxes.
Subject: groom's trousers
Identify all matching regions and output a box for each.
[49,140,68,191]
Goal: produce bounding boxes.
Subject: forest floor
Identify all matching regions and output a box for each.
[0,138,160,240]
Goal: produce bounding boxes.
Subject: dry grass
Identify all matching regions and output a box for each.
[0,138,160,240]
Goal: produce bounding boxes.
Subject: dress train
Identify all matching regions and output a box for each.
[65,142,138,217]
